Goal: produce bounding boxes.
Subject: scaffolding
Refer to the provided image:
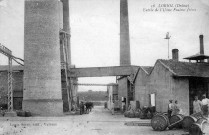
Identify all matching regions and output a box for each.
[60,30,72,111]
[0,43,24,112]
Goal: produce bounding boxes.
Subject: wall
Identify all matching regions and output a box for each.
[134,61,190,115]
[134,69,149,107]
[107,85,118,110]
[147,62,174,112]
[172,78,189,115]
[118,77,127,109]
[107,86,113,110]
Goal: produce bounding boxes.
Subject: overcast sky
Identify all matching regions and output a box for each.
[0,0,209,91]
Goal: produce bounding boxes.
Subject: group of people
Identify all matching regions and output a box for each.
[167,100,180,119]
[79,101,94,115]
[168,94,209,119]
[193,94,209,117]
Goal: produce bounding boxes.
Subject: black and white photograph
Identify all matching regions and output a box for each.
[0,0,209,134]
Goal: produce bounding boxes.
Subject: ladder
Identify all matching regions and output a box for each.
[60,30,72,111]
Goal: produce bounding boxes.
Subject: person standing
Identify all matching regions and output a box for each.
[80,101,85,115]
[201,94,209,117]
[172,100,180,116]
[168,100,173,119]
[193,96,202,114]
[79,102,83,115]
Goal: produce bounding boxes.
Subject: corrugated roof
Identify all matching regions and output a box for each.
[159,59,209,77]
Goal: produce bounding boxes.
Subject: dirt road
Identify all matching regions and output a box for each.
[0,106,207,135]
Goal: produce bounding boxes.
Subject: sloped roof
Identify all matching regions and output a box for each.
[158,59,209,77]
[183,54,209,60]
[141,66,153,74]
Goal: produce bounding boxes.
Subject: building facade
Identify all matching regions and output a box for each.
[134,59,209,115]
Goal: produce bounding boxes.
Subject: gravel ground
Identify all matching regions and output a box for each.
[0,106,208,135]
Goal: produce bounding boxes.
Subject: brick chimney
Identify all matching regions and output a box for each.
[199,35,204,55]
[172,49,179,61]
[120,0,131,66]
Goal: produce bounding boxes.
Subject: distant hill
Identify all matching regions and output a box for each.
[78,90,107,101]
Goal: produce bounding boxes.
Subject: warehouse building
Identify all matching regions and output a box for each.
[134,35,209,115]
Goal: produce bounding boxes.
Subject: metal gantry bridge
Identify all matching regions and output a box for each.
[73,83,118,86]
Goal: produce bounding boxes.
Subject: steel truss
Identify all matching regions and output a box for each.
[0,43,24,112]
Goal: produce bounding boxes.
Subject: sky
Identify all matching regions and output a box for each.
[0,0,209,91]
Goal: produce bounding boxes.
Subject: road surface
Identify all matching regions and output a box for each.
[0,106,208,135]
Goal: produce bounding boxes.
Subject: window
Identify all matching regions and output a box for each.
[150,93,156,107]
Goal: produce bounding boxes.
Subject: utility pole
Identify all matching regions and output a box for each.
[164,32,171,59]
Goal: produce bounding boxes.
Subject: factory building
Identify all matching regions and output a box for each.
[107,84,118,111]
[0,66,78,112]
[133,35,209,115]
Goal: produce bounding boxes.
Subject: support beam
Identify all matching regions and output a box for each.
[73,83,118,86]
[69,66,139,77]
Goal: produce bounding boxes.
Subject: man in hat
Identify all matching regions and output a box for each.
[201,94,209,117]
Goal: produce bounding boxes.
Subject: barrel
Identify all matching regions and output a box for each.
[147,111,152,119]
[25,111,32,117]
[134,111,140,118]
[191,112,203,120]
[140,107,148,119]
[128,112,135,118]
[151,114,169,131]
[124,111,128,117]
[154,112,168,116]
[168,114,184,130]
[189,118,208,135]
[202,105,208,117]
[182,115,198,131]
[139,110,147,119]
[16,110,26,117]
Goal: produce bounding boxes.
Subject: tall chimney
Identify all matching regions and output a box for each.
[199,35,204,55]
[172,49,179,61]
[23,0,63,116]
[120,0,131,66]
[61,0,71,65]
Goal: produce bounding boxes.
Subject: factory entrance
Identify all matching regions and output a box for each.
[68,66,139,111]
[189,77,209,114]
[72,77,118,113]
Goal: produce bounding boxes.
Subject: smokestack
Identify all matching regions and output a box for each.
[199,35,204,55]
[120,0,131,66]
[172,49,179,61]
[23,0,63,116]
[61,0,71,65]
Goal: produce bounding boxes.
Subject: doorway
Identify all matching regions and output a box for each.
[189,77,208,114]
